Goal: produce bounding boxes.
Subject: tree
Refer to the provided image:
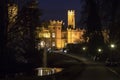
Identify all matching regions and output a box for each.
[87,0,105,56]
[79,0,120,59]
[7,0,42,73]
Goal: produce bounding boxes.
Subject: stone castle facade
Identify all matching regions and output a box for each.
[37,10,86,49]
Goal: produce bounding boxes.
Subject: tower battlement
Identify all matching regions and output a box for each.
[50,20,63,26]
[68,10,75,29]
[68,10,75,14]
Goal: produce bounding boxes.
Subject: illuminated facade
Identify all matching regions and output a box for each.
[37,10,109,49]
[37,10,85,49]
[67,28,85,44]
[49,20,63,49]
[68,10,75,29]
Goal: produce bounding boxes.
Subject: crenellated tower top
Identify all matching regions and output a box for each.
[68,10,75,14]
[50,20,63,26]
[68,10,75,29]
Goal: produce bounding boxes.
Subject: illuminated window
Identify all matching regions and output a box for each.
[52,33,55,38]
[52,42,55,46]
[44,33,50,38]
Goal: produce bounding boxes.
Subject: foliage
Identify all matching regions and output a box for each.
[79,0,120,59]
[6,0,42,73]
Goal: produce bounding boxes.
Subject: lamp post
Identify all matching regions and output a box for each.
[93,48,103,61]
[36,28,63,76]
[39,31,50,67]
[43,39,47,67]
[42,32,50,67]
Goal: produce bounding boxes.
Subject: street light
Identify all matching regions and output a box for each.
[97,48,102,53]
[110,44,116,49]
[39,31,51,67]
[82,47,86,51]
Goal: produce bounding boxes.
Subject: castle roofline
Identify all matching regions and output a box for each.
[50,20,63,25]
[68,10,75,12]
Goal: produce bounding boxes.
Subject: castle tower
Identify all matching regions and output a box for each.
[49,20,63,49]
[68,10,75,29]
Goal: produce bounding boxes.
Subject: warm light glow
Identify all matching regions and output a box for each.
[68,10,75,29]
[52,33,55,38]
[40,41,45,48]
[38,10,86,49]
[43,33,50,38]
[82,47,86,51]
[39,32,50,38]
[98,48,102,52]
[63,50,67,53]
[36,68,63,76]
[52,42,55,46]
[8,4,18,22]
[110,44,115,48]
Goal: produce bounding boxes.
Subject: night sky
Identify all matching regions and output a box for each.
[39,0,81,25]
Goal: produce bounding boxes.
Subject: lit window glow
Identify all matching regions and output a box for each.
[52,33,55,38]
[43,33,50,38]
[52,42,55,46]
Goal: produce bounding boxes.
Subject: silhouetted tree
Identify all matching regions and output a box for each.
[0,0,9,76]
[79,0,120,59]
[7,0,42,73]
[86,0,105,56]
[79,0,107,58]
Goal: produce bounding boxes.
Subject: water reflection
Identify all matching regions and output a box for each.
[35,68,63,76]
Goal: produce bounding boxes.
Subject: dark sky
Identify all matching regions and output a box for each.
[39,0,81,25]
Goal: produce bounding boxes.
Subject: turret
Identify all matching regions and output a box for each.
[68,10,75,29]
[49,20,63,49]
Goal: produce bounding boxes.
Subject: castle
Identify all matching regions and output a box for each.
[37,10,86,49]
[7,3,109,50]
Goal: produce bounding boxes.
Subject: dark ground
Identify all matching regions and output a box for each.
[1,53,120,80]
